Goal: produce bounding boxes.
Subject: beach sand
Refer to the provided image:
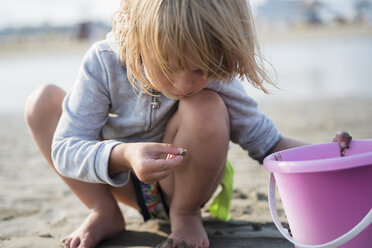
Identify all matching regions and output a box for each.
[1,97,371,248]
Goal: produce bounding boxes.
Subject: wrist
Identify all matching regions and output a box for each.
[272,137,308,153]
[108,143,132,176]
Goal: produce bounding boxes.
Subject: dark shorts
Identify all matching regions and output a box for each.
[130,172,170,221]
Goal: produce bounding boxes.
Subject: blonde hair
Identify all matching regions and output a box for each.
[112,0,274,95]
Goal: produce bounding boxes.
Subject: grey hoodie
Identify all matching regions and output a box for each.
[51,34,281,187]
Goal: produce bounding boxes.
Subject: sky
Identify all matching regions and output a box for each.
[0,0,121,28]
[0,0,364,29]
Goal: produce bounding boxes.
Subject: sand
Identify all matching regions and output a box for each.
[1,97,371,248]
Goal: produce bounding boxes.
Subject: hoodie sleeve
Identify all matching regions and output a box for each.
[206,79,282,162]
[51,42,129,187]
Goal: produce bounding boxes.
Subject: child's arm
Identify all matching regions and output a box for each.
[207,79,282,162]
[270,137,308,153]
[268,131,351,155]
[52,42,185,186]
[206,80,310,163]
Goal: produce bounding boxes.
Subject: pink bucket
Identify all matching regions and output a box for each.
[264,140,372,248]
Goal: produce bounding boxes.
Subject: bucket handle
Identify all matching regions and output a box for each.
[268,173,372,248]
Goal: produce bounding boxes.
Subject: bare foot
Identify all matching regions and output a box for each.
[168,210,209,248]
[59,208,124,248]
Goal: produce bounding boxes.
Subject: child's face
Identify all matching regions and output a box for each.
[143,49,211,99]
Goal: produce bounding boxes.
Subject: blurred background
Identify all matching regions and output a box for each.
[0,0,371,113]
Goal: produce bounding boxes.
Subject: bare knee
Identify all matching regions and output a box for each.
[25,84,66,129]
[178,89,230,138]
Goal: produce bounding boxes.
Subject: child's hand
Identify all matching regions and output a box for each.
[124,143,185,183]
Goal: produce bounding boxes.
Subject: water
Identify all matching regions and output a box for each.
[0,52,84,113]
[244,35,372,101]
[1,35,372,114]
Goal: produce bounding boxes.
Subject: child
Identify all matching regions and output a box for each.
[25,0,306,247]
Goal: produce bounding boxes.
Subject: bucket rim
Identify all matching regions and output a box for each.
[263,139,372,173]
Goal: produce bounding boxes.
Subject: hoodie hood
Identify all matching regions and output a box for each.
[106,32,122,61]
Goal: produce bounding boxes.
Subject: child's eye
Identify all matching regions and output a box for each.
[193,69,204,75]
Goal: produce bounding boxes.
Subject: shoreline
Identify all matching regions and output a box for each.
[258,24,372,43]
[1,25,371,58]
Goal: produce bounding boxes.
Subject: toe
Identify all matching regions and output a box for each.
[78,233,97,248]
[60,237,72,248]
[202,240,209,248]
[70,237,81,248]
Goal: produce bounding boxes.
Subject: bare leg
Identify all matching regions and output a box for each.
[25,84,139,248]
[160,90,230,248]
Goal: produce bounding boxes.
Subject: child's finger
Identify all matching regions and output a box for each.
[141,157,183,182]
[137,159,179,183]
[151,169,173,181]
[149,154,183,173]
